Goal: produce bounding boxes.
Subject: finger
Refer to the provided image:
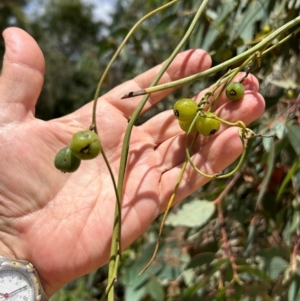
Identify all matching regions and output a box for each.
[150,91,264,171]
[142,86,265,145]
[0,27,45,122]
[103,49,211,118]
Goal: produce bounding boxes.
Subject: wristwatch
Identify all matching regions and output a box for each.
[0,256,48,301]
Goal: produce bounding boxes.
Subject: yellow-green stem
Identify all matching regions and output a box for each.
[139,159,189,275]
[185,115,247,179]
[91,0,180,131]
[103,2,181,300]
[117,0,210,278]
[122,16,300,97]
[209,51,261,109]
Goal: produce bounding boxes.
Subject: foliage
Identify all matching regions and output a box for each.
[1,0,300,300]
[0,0,29,62]
[30,0,107,119]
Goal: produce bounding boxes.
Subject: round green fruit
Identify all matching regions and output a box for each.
[70,130,101,160]
[196,112,221,136]
[173,98,198,122]
[179,119,197,133]
[262,25,271,34]
[225,82,245,101]
[54,146,81,173]
[285,89,295,99]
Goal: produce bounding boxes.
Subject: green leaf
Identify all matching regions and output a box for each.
[159,264,181,282]
[243,282,272,298]
[287,124,300,156]
[288,279,298,301]
[256,138,275,207]
[268,79,297,89]
[262,133,273,151]
[125,284,146,301]
[123,242,163,300]
[182,269,195,286]
[153,14,178,35]
[238,265,272,281]
[273,121,286,139]
[244,224,256,257]
[282,210,298,241]
[266,256,289,279]
[258,247,290,260]
[165,200,215,228]
[147,278,165,301]
[277,158,300,201]
[187,252,216,269]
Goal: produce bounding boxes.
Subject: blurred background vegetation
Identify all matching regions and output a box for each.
[0,0,300,300]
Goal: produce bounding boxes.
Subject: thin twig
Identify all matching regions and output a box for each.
[121,16,300,98]
[214,172,243,285]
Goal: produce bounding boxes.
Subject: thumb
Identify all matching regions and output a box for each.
[0,27,45,122]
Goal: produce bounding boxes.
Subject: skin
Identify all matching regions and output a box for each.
[0,27,265,297]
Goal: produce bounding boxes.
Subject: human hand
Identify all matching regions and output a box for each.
[0,27,264,297]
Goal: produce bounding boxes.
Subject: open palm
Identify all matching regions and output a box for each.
[0,28,264,296]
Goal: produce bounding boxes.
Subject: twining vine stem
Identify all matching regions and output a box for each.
[96,3,300,299]
[214,171,243,285]
[121,16,300,98]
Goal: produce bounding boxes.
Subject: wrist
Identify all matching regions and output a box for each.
[0,239,50,298]
[0,256,48,301]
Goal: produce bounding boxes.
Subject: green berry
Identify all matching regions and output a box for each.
[173,98,198,122]
[54,146,81,173]
[285,89,295,99]
[70,130,101,160]
[225,82,245,101]
[178,119,197,133]
[262,25,271,34]
[196,112,221,136]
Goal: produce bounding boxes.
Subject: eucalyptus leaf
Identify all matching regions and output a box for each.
[288,279,297,301]
[256,138,274,207]
[182,269,195,286]
[165,200,215,228]
[266,256,289,279]
[238,265,272,281]
[243,281,271,298]
[287,124,300,156]
[277,158,300,201]
[273,121,286,139]
[125,286,146,301]
[187,252,216,269]
[153,14,178,35]
[262,133,274,151]
[147,278,165,301]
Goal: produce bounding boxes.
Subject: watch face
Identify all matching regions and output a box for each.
[0,269,35,301]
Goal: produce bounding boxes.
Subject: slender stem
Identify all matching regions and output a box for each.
[209,51,261,109]
[261,27,300,56]
[100,253,120,301]
[217,199,243,285]
[122,16,300,98]
[118,3,210,236]
[139,159,189,275]
[117,0,210,224]
[100,147,122,257]
[214,172,243,285]
[103,2,181,300]
[185,116,247,179]
[119,0,211,275]
[91,0,180,131]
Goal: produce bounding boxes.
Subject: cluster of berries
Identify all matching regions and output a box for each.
[173,82,245,135]
[55,130,101,173]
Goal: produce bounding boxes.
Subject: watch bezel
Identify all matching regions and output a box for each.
[0,257,48,301]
